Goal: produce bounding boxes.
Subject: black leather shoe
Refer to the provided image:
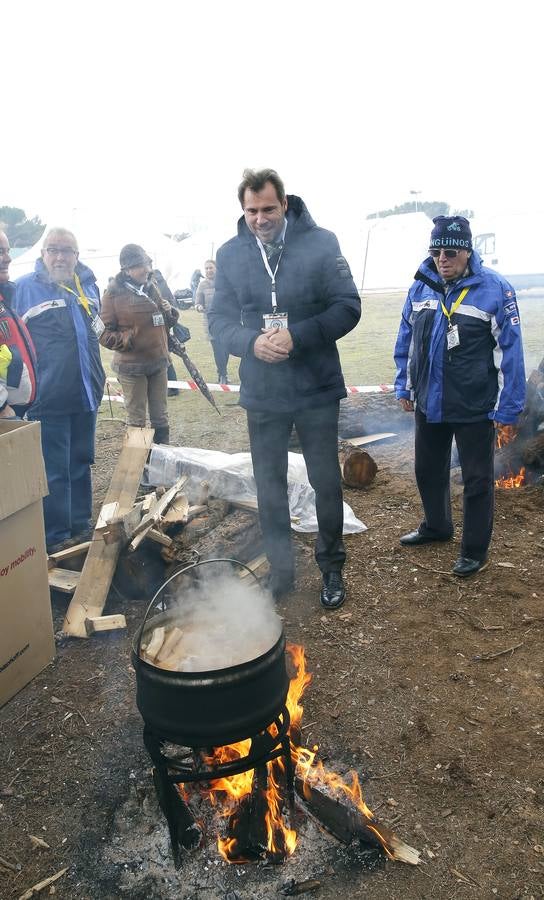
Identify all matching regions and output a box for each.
[400,530,452,546]
[320,572,346,610]
[452,557,488,577]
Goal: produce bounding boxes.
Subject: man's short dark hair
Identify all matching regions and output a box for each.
[237,168,286,207]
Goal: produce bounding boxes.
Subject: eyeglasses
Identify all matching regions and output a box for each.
[44,247,77,257]
[429,248,464,259]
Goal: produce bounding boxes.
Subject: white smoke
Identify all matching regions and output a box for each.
[144,569,282,672]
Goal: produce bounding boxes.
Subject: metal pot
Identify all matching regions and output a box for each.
[131,559,289,747]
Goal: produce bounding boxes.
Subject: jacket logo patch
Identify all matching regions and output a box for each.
[412,298,438,312]
[510,316,520,325]
[504,302,518,316]
[336,256,352,279]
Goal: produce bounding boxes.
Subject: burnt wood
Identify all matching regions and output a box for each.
[294,776,384,850]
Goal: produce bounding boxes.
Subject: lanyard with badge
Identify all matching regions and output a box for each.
[441,287,469,351]
[256,238,288,330]
[60,273,105,337]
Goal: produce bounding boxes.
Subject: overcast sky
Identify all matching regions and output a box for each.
[3,0,541,249]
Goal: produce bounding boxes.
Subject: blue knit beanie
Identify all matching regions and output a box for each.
[429,216,472,250]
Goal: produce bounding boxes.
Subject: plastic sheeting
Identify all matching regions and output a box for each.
[146,445,366,534]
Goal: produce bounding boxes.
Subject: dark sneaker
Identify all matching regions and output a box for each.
[320,572,346,610]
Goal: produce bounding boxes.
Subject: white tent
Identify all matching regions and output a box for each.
[8,211,233,294]
[360,212,431,292]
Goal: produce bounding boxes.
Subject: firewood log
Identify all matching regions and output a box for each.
[142,625,165,661]
[156,626,184,663]
[338,441,378,488]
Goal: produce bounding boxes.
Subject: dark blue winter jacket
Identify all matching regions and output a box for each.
[394,253,526,424]
[14,259,105,416]
[208,195,361,412]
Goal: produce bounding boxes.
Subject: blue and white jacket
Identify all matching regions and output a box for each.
[394,253,526,424]
[14,259,105,417]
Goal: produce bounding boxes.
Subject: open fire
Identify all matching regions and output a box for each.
[495,424,526,488]
[173,643,419,867]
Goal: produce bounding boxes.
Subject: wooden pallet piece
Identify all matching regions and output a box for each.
[62,426,155,638]
[48,568,81,594]
[47,541,92,570]
[85,614,127,635]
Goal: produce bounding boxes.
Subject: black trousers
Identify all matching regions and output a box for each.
[247,403,345,577]
[414,408,495,561]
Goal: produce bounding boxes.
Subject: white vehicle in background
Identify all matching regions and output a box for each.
[471,212,544,291]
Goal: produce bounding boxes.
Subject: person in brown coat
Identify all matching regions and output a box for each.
[100,244,179,444]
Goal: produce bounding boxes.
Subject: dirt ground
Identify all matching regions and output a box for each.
[1,394,543,900]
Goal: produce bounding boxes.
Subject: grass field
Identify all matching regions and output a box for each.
[99,292,544,424]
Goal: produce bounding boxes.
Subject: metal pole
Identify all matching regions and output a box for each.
[361,225,372,294]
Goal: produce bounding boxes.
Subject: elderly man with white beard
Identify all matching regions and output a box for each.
[14,227,105,553]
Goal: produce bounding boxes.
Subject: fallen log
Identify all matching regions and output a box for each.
[338,441,378,488]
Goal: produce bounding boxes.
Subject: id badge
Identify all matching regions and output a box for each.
[152,313,165,327]
[446,324,460,350]
[91,315,105,337]
[263,311,288,330]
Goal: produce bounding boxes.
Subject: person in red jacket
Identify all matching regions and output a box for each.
[0,231,37,418]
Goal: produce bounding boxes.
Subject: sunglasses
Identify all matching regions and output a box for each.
[429,248,464,259]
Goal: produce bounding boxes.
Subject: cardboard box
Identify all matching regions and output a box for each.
[0,420,54,708]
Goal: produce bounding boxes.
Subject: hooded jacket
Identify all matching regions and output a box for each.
[0,280,37,412]
[100,274,179,376]
[394,253,526,424]
[14,259,105,416]
[208,195,361,412]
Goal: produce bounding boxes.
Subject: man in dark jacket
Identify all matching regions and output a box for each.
[394,216,526,577]
[0,230,37,419]
[208,168,361,609]
[14,227,105,552]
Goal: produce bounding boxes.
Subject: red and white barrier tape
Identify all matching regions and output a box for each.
[102,377,394,404]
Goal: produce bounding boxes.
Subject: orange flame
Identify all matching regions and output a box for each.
[185,643,398,864]
[495,425,526,488]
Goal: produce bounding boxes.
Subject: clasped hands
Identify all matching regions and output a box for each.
[254,326,294,363]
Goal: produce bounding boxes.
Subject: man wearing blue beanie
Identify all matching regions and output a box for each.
[394,215,526,577]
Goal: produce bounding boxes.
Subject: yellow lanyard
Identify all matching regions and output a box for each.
[440,287,469,326]
[59,273,92,317]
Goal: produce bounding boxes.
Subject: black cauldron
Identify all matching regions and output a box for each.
[132,559,289,747]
